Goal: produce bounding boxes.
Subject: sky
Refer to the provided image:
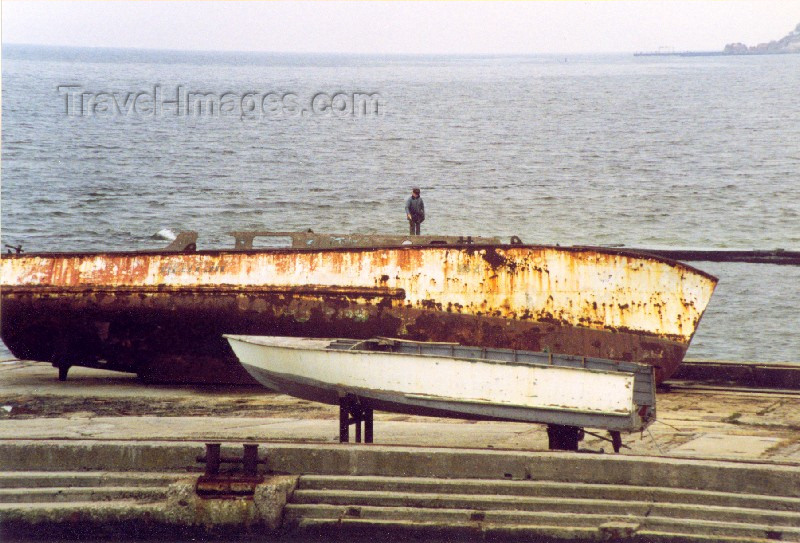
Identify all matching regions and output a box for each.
[1,1,799,55]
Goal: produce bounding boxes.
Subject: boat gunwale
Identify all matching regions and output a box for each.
[224,334,653,377]
[0,243,720,283]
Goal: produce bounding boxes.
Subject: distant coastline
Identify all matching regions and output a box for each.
[635,22,800,57]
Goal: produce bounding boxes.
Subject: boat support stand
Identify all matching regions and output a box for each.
[339,395,373,443]
[547,425,624,453]
[547,425,585,451]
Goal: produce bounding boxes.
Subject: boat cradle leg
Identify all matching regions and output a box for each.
[610,431,622,453]
[547,424,584,451]
[338,396,374,444]
[364,408,373,444]
[54,354,71,381]
[339,402,350,443]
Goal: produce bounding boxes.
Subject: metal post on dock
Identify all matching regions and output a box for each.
[205,443,221,476]
[196,443,267,477]
[194,443,268,497]
[242,443,259,476]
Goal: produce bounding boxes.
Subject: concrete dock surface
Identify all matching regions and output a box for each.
[2,359,799,461]
[3,359,800,542]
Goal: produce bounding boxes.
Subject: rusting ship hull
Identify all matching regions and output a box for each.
[0,245,717,384]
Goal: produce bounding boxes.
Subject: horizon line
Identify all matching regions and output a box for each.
[1,42,647,57]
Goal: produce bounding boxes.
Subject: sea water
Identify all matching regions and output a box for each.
[2,45,799,362]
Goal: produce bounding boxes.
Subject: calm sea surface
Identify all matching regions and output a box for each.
[2,45,799,362]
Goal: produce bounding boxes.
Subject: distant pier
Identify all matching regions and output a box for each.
[634,50,724,57]
[634,50,797,57]
[622,248,800,265]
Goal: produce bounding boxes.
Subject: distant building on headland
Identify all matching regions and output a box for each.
[635,23,800,57]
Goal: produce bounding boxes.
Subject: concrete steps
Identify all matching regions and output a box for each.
[294,516,602,541]
[2,442,800,541]
[0,499,171,541]
[287,502,641,525]
[642,516,800,541]
[0,470,184,533]
[298,474,800,511]
[0,471,185,489]
[0,486,168,503]
[0,500,163,519]
[285,474,800,542]
[0,471,184,505]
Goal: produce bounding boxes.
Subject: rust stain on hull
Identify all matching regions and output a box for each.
[0,245,717,384]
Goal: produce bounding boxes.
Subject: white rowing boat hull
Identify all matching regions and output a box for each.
[225,335,654,432]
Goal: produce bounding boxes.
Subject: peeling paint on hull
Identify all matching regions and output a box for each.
[0,245,717,384]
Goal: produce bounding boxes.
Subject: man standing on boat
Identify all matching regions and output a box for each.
[405,187,425,235]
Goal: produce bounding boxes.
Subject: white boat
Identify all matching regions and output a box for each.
[224,335,656,438]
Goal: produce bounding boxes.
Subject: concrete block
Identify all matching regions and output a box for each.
[0,441,204,472]
[162,475,298,530]
[254,475,298,530]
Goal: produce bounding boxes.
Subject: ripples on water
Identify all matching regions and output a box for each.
[2,45,799,362]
